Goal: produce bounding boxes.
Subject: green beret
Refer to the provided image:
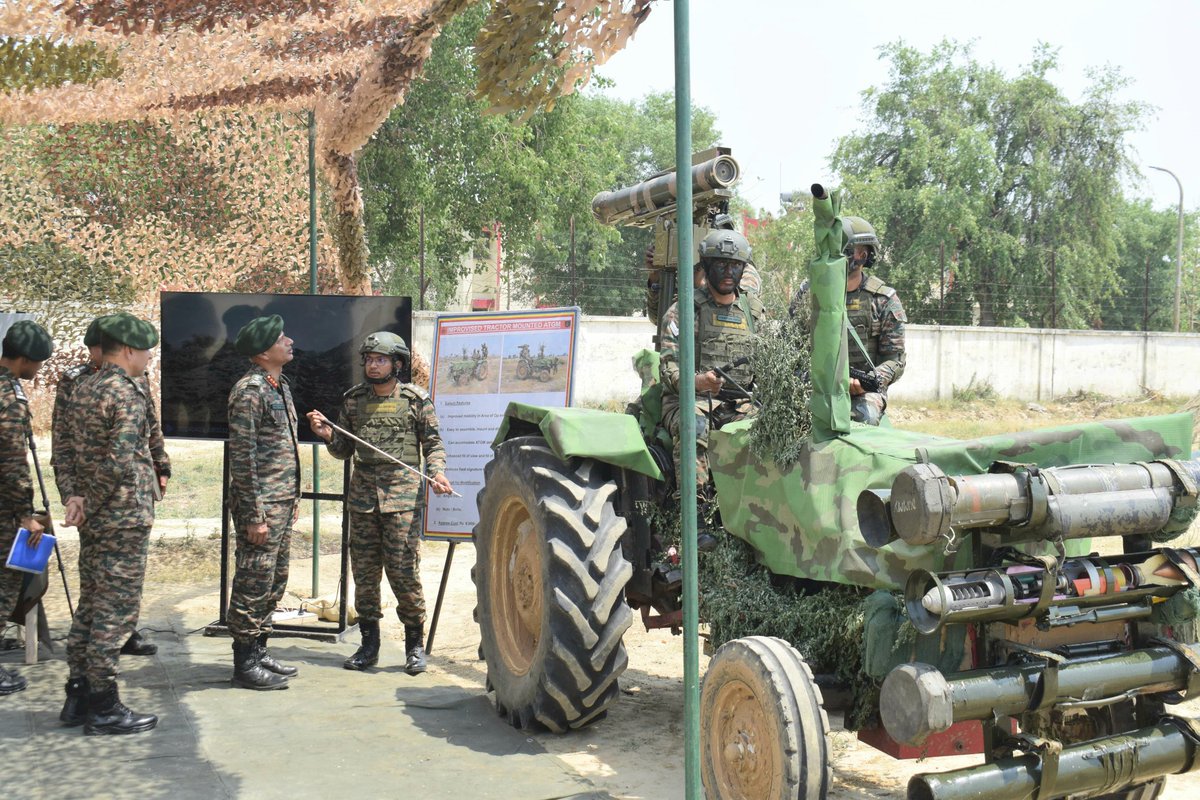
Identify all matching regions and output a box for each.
[97,312,159,350]
[83,315,111,347]
[235,314,284,357]
[3,320,54,361]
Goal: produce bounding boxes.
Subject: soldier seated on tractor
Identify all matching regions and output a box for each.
[789,216,907,425]
[659,229,764,551]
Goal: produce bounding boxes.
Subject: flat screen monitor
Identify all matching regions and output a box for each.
[160,292,412,442]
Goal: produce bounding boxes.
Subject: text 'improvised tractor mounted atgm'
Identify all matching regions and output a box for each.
[470,150,1200,800]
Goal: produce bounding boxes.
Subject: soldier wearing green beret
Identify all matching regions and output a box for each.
[56,312,160,734]
[226,315,301,691]
[0,319,53,699]
[52,315,168,661]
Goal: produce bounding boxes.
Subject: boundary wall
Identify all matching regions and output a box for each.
[415,313,1200,405]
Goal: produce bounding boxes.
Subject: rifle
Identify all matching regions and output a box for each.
[709,356,761,409]
[850,367,882,394]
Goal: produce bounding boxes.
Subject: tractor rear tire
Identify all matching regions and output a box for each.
[701,636,832,800]
[473,436,633,732]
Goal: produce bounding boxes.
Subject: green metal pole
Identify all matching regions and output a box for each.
[308,109,321,596]
[673,3,701,798]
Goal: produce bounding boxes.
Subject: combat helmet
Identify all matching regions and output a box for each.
[697,229,752,264]
[841,216,879,267]
[359,331,409,384]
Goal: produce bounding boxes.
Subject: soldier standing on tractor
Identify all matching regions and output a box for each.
[307,332,454,675]
[790,216,907,425]
[660,229,764,551]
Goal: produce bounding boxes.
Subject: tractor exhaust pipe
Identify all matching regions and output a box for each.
[908,718,1200,800]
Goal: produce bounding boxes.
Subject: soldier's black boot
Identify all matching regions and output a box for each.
[256,633,298,677]
[0,666,27,696]
[696,498,720,553]
[343,620,379,671]
[120,630,158,656]
[231,640,288,690]
[84,685,157,735]
[59,676,89,726]
[404,626,427,676]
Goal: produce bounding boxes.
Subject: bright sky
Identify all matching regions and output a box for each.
[595,0,1199,216]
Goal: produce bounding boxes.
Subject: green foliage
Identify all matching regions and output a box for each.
[0,36,120,92]
[747,317,812,467]
[951,372,997,402]
[832,40,1147,329]
[739,199,816,314]
[359,3,721,313]
[1099,198,1197,331]
[700,535,878,727]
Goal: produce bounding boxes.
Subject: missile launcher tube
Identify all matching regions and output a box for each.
[881,643,1200,747]
[880,460,1200,547]
[591,154,740,226]
[908,718,1200,800]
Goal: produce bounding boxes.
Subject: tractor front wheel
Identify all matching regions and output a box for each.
[701,636,831,800]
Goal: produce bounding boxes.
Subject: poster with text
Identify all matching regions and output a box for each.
[424,308,579,541]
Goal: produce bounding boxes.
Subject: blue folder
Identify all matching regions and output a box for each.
[5,528,55,574]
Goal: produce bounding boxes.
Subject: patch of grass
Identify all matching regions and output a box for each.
[950,373,997,402]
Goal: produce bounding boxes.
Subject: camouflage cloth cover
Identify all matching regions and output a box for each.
[710,400,1196,592]
[494,402,662,480]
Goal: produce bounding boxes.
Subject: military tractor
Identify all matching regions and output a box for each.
[471,156,1200,800]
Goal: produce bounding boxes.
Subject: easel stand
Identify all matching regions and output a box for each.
[205,442,353,643]
[425,540,459,655]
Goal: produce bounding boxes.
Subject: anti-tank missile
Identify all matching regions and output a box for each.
[591,151,740,227]
[906,547,1200,634]
[881,643,1200,747]
[859,459,1200,548]
[907,718,1200,800]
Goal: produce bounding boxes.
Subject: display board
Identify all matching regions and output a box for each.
[424,308,579,541]
[160,292,411,442]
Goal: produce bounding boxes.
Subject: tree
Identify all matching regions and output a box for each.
[832,41,1148,328]
[1098,199,1196,331]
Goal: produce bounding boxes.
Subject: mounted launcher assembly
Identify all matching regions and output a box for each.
[859,459,1200,800]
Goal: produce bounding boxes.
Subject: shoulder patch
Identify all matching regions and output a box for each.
[63,363,91,381]
[343,382,370,399]
[863,274,896,298]
[400,384,429,402]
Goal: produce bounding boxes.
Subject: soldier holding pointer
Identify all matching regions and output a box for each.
[226,315,301,691]
[307,332,453,675]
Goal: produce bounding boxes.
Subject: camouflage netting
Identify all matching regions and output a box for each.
[0,1,655,293]
[700,534,967,729]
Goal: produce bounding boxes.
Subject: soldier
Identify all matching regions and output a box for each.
[60,312,160,735]
[789,216,906,425]
[0,320,53,698]
[660,230,764,551]
[226,314,301,691]
[52,315,168,658]
[307,332,454,675]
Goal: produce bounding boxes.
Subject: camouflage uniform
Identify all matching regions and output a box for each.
[53,364,170,504]
[0,365,34,622]
[64,364,157,692]
[790,271,907,425]
[660,286,763,492]
[226,365,300,645]
[646,260,762,325]
[324,381,446,627]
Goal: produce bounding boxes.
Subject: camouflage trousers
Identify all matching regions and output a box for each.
[851,392,886,426]
[662,395,753,496]
[349,508,424,628]
[66,524,151,691]
[0,512,24,621]
[228,500,294,645]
